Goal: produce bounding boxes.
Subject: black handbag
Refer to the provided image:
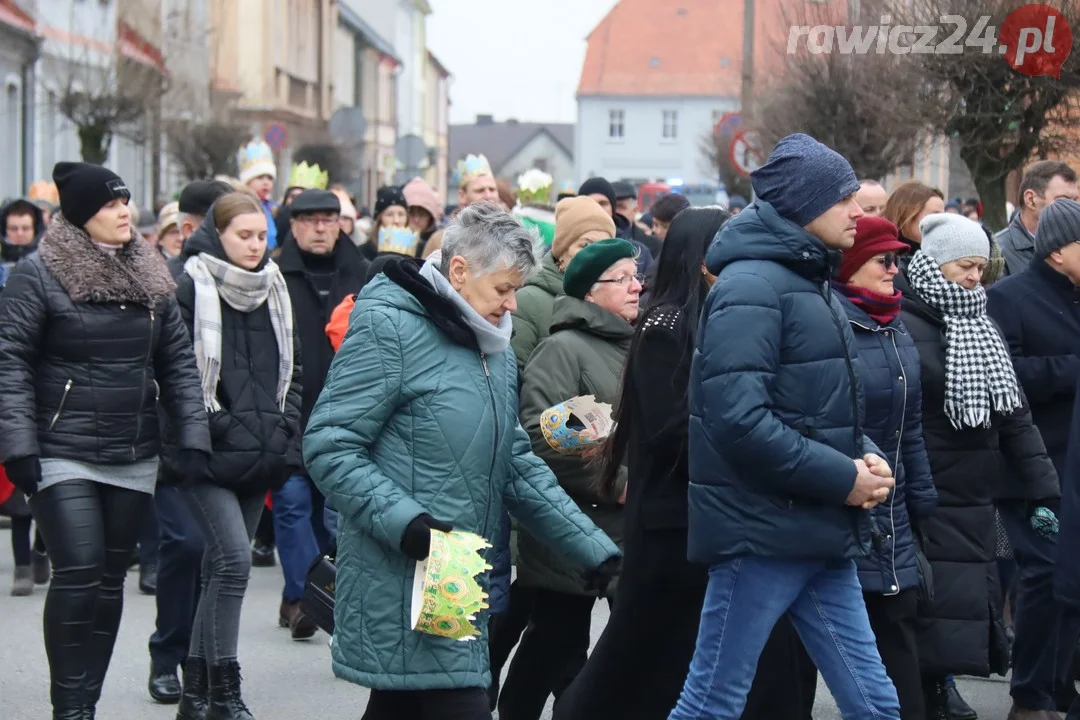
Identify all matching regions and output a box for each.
[302,555,336,635]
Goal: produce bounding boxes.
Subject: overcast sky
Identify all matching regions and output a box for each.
[426,0,619,126]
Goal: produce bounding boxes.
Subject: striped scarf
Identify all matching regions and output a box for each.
[184,253,294,413]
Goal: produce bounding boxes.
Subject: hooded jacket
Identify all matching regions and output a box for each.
[687,201,878,565]
[510,251,564,373]
[0,214,210,466]
[166,214,303,490]
[0,199,45,287]
[517,294,633,595]
[303,260,618,691]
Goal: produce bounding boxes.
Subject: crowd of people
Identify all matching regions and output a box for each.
[1,132,1079,720]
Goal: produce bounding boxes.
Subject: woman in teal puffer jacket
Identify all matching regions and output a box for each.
[304,201,621,720]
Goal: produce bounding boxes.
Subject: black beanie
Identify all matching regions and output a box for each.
[577,177,616,211]
[375,185,407,217]
[52,162,131,228]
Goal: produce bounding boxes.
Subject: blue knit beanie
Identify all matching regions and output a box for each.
[750,133,860,227]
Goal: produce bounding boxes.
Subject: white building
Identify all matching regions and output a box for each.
[575,0,740,186]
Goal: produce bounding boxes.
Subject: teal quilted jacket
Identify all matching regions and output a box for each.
[304,270,619,691]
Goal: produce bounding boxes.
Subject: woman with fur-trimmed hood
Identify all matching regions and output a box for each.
[0,162,210,720]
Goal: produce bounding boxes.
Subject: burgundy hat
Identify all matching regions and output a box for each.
[838,216,910,283]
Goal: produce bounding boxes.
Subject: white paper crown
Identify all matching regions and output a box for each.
[237,139,277,185]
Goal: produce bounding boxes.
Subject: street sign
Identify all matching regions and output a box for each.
[729,129,764,177]
[264,123,288,153]
[714,111,742,139]
[329,107,367,142]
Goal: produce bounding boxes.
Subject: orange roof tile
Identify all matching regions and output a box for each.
[577,0,789,98]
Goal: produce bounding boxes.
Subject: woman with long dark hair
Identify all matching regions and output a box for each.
[554,207,817,720]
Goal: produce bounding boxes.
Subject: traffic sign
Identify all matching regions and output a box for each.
[729,129,764,177]
[714,112,742,139]
[264,123,288,153]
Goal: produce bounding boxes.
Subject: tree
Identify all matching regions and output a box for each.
[747,0,930,181]
[292,143,359,187]
[165,109,252,181]
[895,0,1080,229]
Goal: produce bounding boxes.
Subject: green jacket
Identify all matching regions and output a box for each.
[517,295,633,595]
[304,271,619,692]
[510,251,563,373]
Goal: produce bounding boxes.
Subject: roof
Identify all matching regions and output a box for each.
[427,50,451,79]
[449,120,574,178]
[578,0,778,97]
[0,0,35,36]
[339,3,401,65]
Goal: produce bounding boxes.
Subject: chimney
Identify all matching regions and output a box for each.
[476,114,494,125]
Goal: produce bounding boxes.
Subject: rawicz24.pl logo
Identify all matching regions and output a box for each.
[787,3,1072,77]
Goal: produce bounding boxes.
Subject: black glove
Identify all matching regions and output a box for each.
[584,555,622,596]
[400,514,453,561]
[6,456,41,497]
[175,449,210,484]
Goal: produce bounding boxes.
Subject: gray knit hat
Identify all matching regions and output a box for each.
[750,133,859,226]
[1035,198,1080,258]
[919,213,990,266]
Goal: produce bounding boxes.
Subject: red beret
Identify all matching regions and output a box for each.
[838,216,910,283]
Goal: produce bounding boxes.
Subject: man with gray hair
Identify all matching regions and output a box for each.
[302,200,620,720]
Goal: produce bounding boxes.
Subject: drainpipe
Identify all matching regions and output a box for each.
[22,34,41,193]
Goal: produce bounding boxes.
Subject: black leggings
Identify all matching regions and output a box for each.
[362,688,491,719]
[30,480,151,712]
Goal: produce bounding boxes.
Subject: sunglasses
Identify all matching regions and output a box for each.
[872,252,900,269]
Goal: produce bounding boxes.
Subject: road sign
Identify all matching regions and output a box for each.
[729,129,764,177]
[264,123,288,153]
[714,111,742,139]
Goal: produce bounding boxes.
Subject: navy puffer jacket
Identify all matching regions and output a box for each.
[835,292,937,594]
[687,201,878,564]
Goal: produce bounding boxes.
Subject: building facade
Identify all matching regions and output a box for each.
[449,116,574,200]
[422,50,449,201]
[0,0,38,200]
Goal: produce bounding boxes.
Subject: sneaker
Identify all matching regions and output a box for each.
[31,549,50,585]
[10,566,32,596]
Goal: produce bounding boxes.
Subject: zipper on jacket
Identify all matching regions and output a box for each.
[479,352,499,540]
[132,308,154,459]
[885,329,907,597]
[49,379,74,431]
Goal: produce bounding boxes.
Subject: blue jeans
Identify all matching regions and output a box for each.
[272,474,322,603]
[670,557,900,720]
[999,505,1080,710]
[148,486,204,671]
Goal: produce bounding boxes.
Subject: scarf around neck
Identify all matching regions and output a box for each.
[904,250,1022,429]
[832,281,902,326]
[183,253,295,413]
[420,250,512,355]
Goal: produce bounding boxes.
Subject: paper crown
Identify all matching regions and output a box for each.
[557,180,577,197]
[378,226,421,257]
[453,154,493,188]
[410,530,492,642]
[516,168,553,205]
[540,395,614,455]
[287,161,329,190]
[28,180,59,205]
[237,139,277,186]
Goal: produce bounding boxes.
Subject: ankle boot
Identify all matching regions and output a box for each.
[923,677,950,720]
[207,661,254,720]
[175,657,210,720]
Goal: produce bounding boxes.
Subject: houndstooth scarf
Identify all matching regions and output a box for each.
[184,253,294,413]
[905,250,1021,429]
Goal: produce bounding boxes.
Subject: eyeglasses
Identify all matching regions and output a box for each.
[297,214,340,227]
[596,273,645,287]
[872,253,900,269]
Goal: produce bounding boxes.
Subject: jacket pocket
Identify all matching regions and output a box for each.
[48,379,74,431]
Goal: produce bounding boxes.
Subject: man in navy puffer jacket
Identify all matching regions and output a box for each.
[670,134,902,720]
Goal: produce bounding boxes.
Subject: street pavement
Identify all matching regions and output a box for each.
[0,528,1015,719]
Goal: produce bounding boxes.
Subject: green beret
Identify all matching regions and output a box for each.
[562,238,637,300]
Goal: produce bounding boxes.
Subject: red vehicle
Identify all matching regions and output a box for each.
[637,182,671,212]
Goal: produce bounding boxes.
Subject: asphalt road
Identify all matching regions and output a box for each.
[0,526,1016,719]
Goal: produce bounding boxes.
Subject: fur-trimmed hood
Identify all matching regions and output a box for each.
[38,213,176,306]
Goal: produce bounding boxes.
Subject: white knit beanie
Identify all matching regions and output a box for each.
[919,213,989,266]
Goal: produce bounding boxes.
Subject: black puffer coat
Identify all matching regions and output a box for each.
[170,215,303,491]
[897,272,1058,677]
[0,214,210,465]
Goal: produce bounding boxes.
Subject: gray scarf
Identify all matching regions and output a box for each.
[420,251,512,355]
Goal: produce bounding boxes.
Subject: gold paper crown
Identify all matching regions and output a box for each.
[378,227,420,257]
[287,161,329,190]
[453,154,493,187]
[236,139,277,185]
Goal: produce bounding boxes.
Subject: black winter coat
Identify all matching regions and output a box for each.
[836,292,938,596]
[0,215,210,466]
[275,230,368,446]
[987,258,1080,477]
[897,272,1058,677]
[170,216,303,492]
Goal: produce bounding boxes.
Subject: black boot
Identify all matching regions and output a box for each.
[175,657,210,720]
[946,683,978,720]
[207,661,254,720]
[922,677,950,720]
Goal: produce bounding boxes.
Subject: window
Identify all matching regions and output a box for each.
[662,110,678,139]
[608,109,624,139]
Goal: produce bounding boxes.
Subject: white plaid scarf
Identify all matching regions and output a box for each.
[184,253,294,413]
[905,250,1021,429]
